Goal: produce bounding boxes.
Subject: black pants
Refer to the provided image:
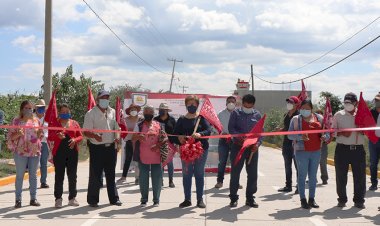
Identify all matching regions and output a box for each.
[122,140,134,178]
[334,143,366,204]
[53,137,78,200]
[87,143,119,205]
[229,143,258,202]
[282,141,298,188]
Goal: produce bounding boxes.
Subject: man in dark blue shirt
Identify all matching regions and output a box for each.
[228,94,262,208]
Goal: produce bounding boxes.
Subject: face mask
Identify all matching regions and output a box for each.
[286,103,294,111]
[375,101,380,108]
[187,105,198,114]
[144,114,154,121]
[59,113,71,120]
[130,110,138,117]
[242,107,253,114]
[23,109,33,118]
[98,99,110,109]
[227,103,236,111]
[36,107,45,114]
[344,103,355,112]
[159,109,166,116]
[300,109,312,118]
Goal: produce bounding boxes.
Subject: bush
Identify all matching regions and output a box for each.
[263,108,284,148]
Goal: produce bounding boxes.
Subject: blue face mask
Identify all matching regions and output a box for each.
[159,109,166,116]
[36,107,45,114]
[60,113,71,120]
[300,109,312,118]
[187,105,198,114]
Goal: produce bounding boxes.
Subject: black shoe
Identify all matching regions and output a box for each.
[111,200,122,206]
[14,200,21,208]
[230,200,238,208]
[40,183,49,189]
[179,200,192,208]
[135,179,139,185]
[245,199,259,208]
[308,198,319,208]
[369,185,378,191]
[197,199,206,208]
[89,203,99,208]
[278,186,292,192]
[337,202,346,208]
[169,181,175,188]
[294,188,299,194]
[322,180,328,185]
[354,203,365,209]
[301,198,310,209]
[30,199,41,206]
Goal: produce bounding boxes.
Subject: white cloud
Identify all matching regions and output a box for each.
[12,35,43,55]
[167,3,247,34]
[216,0,243,7]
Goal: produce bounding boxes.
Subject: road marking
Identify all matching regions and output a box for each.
[81,214,100,226]
[309,217,328,226]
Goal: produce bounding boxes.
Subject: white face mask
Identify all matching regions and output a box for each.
[242,107,253,114]
[129,110,138,117]
[286,103,294,111]
[227,102,236,111]
[344,103,355,112]
[98,99,110,109]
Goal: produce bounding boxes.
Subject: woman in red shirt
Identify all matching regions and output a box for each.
[49,103,83,208]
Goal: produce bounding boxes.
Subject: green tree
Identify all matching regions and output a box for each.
[263,108,284,147]
[318,91,343,115]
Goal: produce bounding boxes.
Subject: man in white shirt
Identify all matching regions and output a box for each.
[83,90,121,207]
[35,99,50,189]
[332,92,366,209]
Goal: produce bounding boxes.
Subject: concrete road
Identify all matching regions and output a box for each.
[0,146,380,226]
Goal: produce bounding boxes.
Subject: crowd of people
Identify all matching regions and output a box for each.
[5,90,380,211]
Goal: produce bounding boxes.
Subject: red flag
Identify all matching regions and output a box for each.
[297,79,308,103]
[323,98,333,129]
[116,96,121,124]
[45,90,58,125]
[355,92,378,143]
[199,97,223,133]
[87,85,96,111]
[115,96,127,139]
[234,114,266,166]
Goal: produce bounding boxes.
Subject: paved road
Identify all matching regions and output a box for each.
[0,146,380,226]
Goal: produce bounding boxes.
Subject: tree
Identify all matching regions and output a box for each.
[318,91,343,115]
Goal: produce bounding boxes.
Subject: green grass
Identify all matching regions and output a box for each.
[78,141,90,162]
[0,163,16,178]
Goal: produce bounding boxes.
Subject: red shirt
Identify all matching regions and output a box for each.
[48,119,83,156]
[302,115,322,152]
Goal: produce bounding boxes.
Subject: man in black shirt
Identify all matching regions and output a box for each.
[369,93,380,191]
[154,103,177,188]
[278,96,300,193]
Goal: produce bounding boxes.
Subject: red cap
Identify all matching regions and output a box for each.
[286,96,300,104]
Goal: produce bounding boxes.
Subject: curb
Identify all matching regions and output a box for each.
[0,166,55,187]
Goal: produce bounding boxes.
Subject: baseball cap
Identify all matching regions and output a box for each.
[286,96,300,104]
[343,92,358,104]
[97,90,110,98]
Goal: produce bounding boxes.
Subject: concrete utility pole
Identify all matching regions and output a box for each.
[251,64,254,95]
[43,0,52,103]
[168,58,183,93]
[180,85,188,94]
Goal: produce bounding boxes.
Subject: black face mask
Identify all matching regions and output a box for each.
[144,114,154,121]
[187,105,198,114]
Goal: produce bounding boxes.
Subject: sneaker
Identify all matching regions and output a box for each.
[214,182,223,189]
[89,203,99,208]
[55,198,63,208]
[354,203,365,209]
[301,198,310,209]
[245,199,259,208]
[68,198,80,207]
[15,200,21,209]
[30,199,41,207]
[179,200,192,208]
[337,202,346,208]
[278,186,292,192]
[230,200,238,208]
[40,183,49,189]
[308,198,319,208]
[116,177,126,184]
[238,184,243,189]
[169,181,175,188]
[369,185,378,191]
[135,179,139,185]
[322,180,328,185]
[111,200,122,206]
[197,199,206,208]
[153,202,160,207]
[140,202,147,207]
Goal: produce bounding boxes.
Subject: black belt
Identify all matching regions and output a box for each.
[91,143,114,147]
[337,143,363,150]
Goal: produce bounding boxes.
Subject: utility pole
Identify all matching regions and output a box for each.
[168,58,183,93]
[43,0,53,103]
[180,85,188,94]
[250,64,254,95]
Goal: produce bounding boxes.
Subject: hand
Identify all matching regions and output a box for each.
[178,135,186,144]
[114,138,120,144]
[94,133,103,142]
[57,132,65,140]
[302,134,309,141]
[68,139,76,149]
[321,134,327,142]
[192,133,201,139]
[137,134,145,141]
[338,131,352,137]
[18,129,24,137]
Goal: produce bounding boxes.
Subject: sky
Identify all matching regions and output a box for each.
[0,0,379,103]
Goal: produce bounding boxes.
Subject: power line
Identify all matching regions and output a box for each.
[82,0,171,75]
[253,34,380,85]
[282,16,380,74]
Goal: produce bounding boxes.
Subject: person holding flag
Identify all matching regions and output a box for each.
[228,94,263,208]
[332,92,366,209]
[368,93,380,191]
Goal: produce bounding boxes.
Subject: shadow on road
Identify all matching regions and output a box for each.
[201,205,250,222]
[142,206,197,219]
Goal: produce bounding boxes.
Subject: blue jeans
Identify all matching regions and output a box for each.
[295,150,321,200]
[163,161,174,181]
[40,142,49,184]
[282,141,297,187]
[369,140,380,186]
[182,149,208,201]
[217,139,232,183]
[14,153,40,201]
[139,163,162,203]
